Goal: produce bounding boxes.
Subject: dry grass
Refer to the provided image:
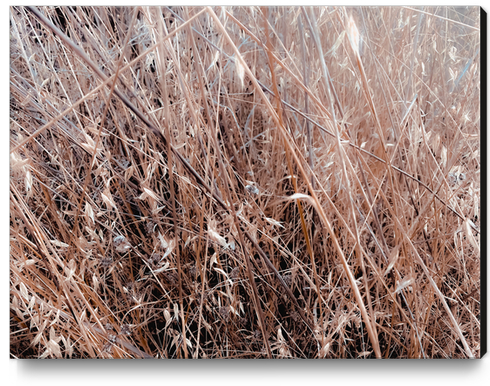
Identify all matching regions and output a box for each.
[9,6,481,359]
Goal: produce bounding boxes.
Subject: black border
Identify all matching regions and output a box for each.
[481,6,487,359]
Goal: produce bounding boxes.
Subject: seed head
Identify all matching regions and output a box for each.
[114,235,131,253]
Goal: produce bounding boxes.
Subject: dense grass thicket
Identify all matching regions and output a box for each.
[10,6,481,358]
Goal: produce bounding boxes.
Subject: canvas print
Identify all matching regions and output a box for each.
[10,6,482,359]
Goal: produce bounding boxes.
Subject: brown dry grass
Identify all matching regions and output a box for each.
[10,6,481,359]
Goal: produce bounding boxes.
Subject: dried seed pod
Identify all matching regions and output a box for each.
[230,266,240,280]
[219,306,230,321]
[164,271,179,287]
[245,184,259,195]
[108,334,117,344]
[102,342,113,354]
[114,235,131,253]
[120,324,132,336]
[448,172,458,186]
[100,257,113,268]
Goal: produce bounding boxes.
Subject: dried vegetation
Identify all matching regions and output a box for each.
[10,6,481,358]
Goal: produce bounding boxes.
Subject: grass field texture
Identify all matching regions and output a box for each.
[9,6,481,359]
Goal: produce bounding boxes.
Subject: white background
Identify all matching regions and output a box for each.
[3,1,489,384]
